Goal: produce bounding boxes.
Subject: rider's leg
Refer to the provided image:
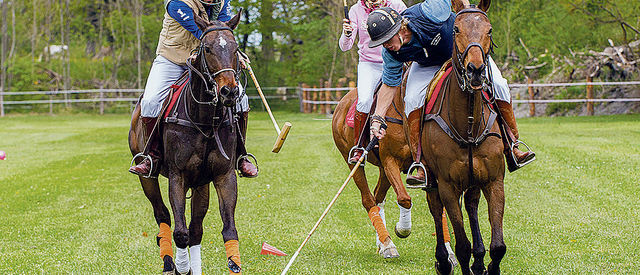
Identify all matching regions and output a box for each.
[404,63,439,187]
[349,62,382,164]
[235,92,258,177]
[488,56,535,164]
[129,55,187,176]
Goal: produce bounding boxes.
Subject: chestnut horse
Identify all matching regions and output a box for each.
[333,82,456,263]
[129,13,245,275]
[421,0,509,274]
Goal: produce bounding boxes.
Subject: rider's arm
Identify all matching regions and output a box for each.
[216,0,232,22]
[371,49,403,139]
[167,0,203,40]
[339,7,357,52]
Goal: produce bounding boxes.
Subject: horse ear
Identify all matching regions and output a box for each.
[226,8,243,30]
[451,0,467,13]
[193,13,210,32]
[478,0,491,12]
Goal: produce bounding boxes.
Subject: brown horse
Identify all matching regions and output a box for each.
[129,13,245,275]
[421,0,508,274]
[333,82,457,263]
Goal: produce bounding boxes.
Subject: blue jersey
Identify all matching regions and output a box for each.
[382,0,455,87]
[167,0,233,40]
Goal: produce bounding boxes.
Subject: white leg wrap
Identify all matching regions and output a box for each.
[189,245,202,275]
[175,247,190,275]
[397,202,412,229]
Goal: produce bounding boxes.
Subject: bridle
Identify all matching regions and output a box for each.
[452,7,497,94]
[186,26,242,106]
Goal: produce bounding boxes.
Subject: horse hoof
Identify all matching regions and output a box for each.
[394,223,411,238]
[434,259,455,275]
[377,239,400,259]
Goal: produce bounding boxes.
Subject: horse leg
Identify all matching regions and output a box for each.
[168,174,191,275]
[465,187,486,275]
[213,172,242,274]
[482,180,506,275]
[139,176,175,274]
[373,168,389,247]
[425,189,453,275]
[187,184,210,275]
[440,183,472,275]
[380,160,412,238]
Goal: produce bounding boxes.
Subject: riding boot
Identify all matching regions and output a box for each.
[496,100,535,164]
[129,117,162,177]
[405,109,429,187]
[348,111,368,164]
[236,111,258,178]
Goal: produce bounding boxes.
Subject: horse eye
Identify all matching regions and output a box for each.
[453,26,460,34]
[488,28,492,35]
[205,47,211,53]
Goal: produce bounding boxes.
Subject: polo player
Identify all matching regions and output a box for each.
[129,0,258,179]
[366,1,534,189]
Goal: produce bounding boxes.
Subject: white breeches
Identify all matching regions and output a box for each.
[356,61,384,113]
[141,55,249,118]
[403,56,511,116]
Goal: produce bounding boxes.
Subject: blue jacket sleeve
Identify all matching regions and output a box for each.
[216,0,232,22]
[382,49,404,87]
[167,1,203,40]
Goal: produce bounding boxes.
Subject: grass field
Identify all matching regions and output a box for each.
[1,112,639,274]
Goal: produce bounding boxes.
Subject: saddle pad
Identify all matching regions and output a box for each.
[425,61,452,114]
[163,72,190,119]
[346,98,358,128]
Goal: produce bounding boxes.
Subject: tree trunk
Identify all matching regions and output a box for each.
[0,0,6,116]
[135,0,143,89]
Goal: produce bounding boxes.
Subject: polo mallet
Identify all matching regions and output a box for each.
[245,64,292,153]
[281,126,386,274]
[342,0,352,37]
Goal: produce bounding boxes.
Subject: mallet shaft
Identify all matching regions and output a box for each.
[281,137,380,274]
[247,64,281,135]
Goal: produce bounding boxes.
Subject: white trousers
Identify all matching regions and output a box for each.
[141,55,249,118]
[356,61,384,113]
[403,56,511,116]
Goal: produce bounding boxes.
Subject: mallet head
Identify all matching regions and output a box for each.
[272,122,292,153]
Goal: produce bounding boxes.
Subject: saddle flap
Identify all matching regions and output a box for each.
[425,61,453,114]
[163,71,191,119]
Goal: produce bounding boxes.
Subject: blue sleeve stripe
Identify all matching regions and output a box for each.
[167,1,203,39]
[217,0,232,22]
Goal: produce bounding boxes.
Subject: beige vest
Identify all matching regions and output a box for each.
[156,0,208,65]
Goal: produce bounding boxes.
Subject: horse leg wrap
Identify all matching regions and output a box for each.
[189,245,202,275]
[368,206,390,244]
[175,247,190,275]
[225,240,242,274]
[397,202,412,230]
[375,202,387,247]
[158,223,173,259]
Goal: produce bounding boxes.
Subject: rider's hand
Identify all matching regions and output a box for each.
[370,120,387,140]
[343,19,353,37]
[239,53,250,70]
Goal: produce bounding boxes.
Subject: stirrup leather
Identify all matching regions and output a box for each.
[130,153,156,179]
[406,162,428,189]
[348,145,366,167]
[236,153,259,177]
[506,140,536,172]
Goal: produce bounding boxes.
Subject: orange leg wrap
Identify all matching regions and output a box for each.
[442,208,451,243]
[224,240,241,274]
[368,206,390,244]
[158,223,173,259]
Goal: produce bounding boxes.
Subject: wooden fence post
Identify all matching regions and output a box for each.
[302,83,309,113]
[312,86,318,113]
[297,83,303,113]
[586,75,594,116]
[527,77,535,117]
[324,80,331,114]
[99,90,104,115]
[337,78,346,100]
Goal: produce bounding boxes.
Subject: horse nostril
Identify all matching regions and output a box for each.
[220,86,231,97]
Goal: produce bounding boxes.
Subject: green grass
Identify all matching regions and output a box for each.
[0,112,639,274]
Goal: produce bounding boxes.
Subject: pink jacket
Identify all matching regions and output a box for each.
[339,0,407,63]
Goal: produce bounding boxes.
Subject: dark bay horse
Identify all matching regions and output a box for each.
[129,12,245,275]
[333,83,456,263]
[420,0,508,274]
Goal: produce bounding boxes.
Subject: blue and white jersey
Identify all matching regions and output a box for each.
[166,0,233,40]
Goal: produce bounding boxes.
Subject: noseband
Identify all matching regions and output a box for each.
[187,26,242,106]
[452,8,496,93]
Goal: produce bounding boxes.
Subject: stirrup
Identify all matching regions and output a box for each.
[506,140,536,172]
[347,146,366,167]
[130,153,156,179]
[236,153,259,178]
[406,162,428,189]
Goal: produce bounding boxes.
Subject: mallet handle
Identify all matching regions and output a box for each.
[247,64,281,135]
[281,136,381,274]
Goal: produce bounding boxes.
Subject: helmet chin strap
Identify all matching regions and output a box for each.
[398,34,404,46]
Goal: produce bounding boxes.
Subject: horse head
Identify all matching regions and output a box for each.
[192,11,243,107]
[451,0,493,92]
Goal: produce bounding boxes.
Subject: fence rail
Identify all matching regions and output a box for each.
[1,80,639,116]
